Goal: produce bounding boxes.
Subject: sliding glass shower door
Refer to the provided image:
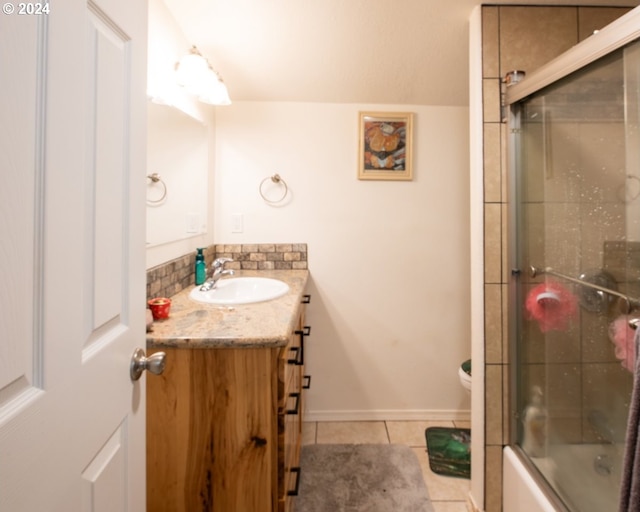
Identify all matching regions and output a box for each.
[511,39,640,512]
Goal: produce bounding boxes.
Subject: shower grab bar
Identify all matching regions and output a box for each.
[529,265,640,310]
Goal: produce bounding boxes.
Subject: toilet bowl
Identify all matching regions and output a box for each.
[459,359,471,393]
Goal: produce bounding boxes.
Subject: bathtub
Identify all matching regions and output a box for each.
[503,443,624,512]
[503,448,557,512]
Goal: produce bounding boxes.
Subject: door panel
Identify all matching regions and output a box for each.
[81,424,127,512]
[0,3,41,412]
[0,1,147,510]
[84,5,128,354]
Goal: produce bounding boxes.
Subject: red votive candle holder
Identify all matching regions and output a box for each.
[148,297,171,320]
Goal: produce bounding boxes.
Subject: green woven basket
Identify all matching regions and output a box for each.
[425,427,471,479]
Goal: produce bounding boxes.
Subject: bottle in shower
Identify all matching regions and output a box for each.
[522,385,547,458]
[195,248,206,285]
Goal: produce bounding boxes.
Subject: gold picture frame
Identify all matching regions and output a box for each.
[358,111,413,181]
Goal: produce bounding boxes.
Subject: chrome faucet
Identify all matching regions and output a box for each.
[199,257,234,291]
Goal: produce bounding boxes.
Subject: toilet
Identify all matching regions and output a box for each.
[459,359,472,393]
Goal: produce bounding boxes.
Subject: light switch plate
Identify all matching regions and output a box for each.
[186,213,200,233]
[231,213,243,233]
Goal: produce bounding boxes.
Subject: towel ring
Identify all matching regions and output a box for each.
[259,174,288,204]
[147,173,167,204]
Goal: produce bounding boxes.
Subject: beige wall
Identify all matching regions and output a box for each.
[214,101,472,420]
[480,5,630,511]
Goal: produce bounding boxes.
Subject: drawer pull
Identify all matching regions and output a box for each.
[294,325,311,365]
[297,325,311,336]
[303,374,311,389]
[287,466,301,496]
[286,392,301,415]
[302,294,311,304]
[288,346,301,365]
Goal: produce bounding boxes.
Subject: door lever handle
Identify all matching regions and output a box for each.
[130,348,166,381]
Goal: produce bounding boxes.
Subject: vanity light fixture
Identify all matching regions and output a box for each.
[175,46,231,106]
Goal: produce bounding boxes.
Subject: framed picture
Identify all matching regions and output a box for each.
[358,111,413,181]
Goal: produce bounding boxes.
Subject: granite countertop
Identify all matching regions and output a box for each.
[146,269,309,349]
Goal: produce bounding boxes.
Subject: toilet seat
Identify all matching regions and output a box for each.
[459,359,472,392]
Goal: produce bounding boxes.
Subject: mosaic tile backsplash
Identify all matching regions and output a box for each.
[214,244,308,271]
[146,243,308,300]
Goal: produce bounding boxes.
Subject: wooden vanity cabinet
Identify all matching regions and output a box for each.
[146,302,307,512]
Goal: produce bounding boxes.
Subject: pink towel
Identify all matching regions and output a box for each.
[525,281,578,333]
[609,315,636,372]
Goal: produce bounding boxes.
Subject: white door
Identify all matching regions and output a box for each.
[0,0,148,510]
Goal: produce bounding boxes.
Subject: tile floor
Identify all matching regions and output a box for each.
[302,420,471,512]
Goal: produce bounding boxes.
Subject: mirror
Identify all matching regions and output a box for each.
[146,102,208,247]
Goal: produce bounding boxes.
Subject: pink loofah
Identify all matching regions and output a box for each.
[525,281,578,333]
[608,315,636,372]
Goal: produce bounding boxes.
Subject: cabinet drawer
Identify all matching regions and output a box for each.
[284,390,301,459]
[278,298,309,512]
[282,311,304,401]
[283,465,301,512]
[284,340,301,397]
[279,469,299,512]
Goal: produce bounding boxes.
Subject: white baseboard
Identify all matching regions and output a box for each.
[304,409,471,422]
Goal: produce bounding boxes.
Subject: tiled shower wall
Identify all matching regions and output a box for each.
[146,243,308,300]
[480,5,630,511]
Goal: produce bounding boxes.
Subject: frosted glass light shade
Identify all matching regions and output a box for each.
[175,47,232,106]
[175,52,209,87]
[197,73,232,106]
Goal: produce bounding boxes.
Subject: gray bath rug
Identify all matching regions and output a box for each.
[293,444,435,512]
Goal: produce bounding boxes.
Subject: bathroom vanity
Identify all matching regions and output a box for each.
[146,270,310,512]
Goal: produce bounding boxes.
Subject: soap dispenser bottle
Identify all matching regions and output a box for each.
[195,248,206,285]
[522,385,547,458]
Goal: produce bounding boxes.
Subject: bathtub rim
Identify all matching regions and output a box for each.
[503,446,570,512]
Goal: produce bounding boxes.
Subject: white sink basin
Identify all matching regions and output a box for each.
[189,277,289,305]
